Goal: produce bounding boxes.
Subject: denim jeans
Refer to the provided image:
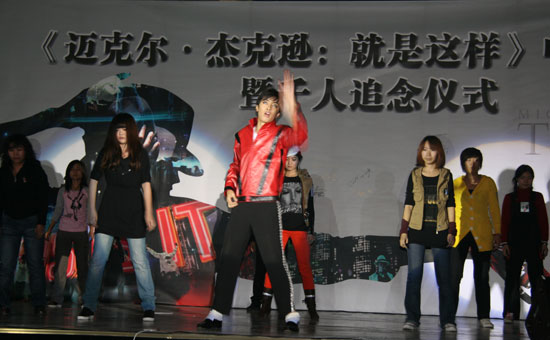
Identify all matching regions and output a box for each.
[404,243,453,326]
[82,233,155,311]
[0,214,46,307]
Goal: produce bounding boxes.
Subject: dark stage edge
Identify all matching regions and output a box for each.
[0,301,532,340]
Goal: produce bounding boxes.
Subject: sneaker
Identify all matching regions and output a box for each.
[77,307,94,320]
[47,301,61,308]
[504,312,513,324]
[444,323,457,332]
[402,321,418,331]
[143,310,155,322]
[479,318,494,328]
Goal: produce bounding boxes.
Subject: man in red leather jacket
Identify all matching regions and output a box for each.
[198,70,308,332]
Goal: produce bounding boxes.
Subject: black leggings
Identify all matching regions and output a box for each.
[503,242,543,318]
[212,201,294,315]
[450,232,491,319]
[51,230,89,303]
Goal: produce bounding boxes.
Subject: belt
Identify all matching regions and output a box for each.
[237,196,278,203]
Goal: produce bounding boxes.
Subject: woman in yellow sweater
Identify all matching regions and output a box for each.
[450,148,501,329]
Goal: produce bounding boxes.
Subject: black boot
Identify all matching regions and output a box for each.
[259,288,273,317]
[304,289,319,324]
[246,297,261,312]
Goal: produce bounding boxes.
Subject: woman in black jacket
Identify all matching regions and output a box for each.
[0,134,49,315]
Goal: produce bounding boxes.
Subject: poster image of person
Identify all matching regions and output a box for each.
[280,181,303,215]
[147,244,179,277]
[369,255,394,282]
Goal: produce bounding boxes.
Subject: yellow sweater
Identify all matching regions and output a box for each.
[453,175,501,251]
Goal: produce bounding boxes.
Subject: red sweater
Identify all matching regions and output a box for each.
[501,189,549,243]
[224,106,307,200]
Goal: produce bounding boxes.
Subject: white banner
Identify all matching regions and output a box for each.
[1,0,549,317]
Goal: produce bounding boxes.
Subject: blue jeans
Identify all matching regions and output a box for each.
[404,243,453,326]
[0,214,46,307]
[82,233,155,311]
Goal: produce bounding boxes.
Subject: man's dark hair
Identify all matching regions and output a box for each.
[257,87,279,104]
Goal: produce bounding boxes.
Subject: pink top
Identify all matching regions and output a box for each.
[52,187,89,232]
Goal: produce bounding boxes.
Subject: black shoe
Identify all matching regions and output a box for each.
[197,318,222,329]
[286,321,299,332]
[259,291,273,317]
[304,291,319,323]
[246,301,261,312]
[34,305,46,316]
[143,310,155,322]
[77,307,94,320]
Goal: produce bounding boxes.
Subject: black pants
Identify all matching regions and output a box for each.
[450,232,491,319]
[51,230,89,303]
[250,238,267,304]
[212,201,294,315]
[503,242,543,318]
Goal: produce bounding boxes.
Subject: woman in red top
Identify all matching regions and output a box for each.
[500,164,549,323]
[260,147,318,323]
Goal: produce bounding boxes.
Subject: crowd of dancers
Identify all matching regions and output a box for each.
[0,70,547,334]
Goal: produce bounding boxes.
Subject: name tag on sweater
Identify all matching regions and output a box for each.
[520,202,530,213]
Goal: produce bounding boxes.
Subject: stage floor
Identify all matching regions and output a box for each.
[0,301,532,339]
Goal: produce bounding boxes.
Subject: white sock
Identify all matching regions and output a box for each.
[285,311,300,324]
[206,309,223,321]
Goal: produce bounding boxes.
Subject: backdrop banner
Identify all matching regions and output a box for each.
[1,0,549,318]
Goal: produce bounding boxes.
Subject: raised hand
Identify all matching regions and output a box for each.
[278,70,297,123]
[139,125,160,154]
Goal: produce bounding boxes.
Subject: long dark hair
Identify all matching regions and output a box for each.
[100,113,143,170]
[64,160,88,191]
[1,134,37,169]
[512,164,534,192]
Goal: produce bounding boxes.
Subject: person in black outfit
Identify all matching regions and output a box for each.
[500,165,549,323]
[0,134,49,316]
[77,113,157,322]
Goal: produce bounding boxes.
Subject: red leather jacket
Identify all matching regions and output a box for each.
[224,107,308,200]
